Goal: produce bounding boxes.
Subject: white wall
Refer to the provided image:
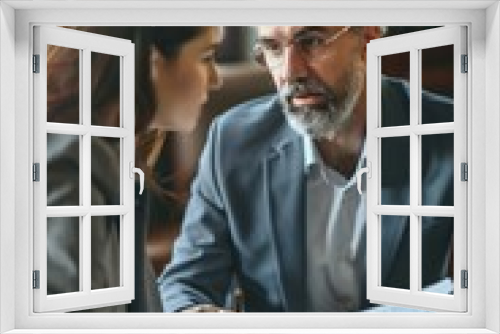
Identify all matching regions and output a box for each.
[485,2,500,333]
[0,2,16,333]
[3,3,497,332]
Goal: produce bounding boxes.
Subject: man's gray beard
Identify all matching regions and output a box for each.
[280,64,364,141]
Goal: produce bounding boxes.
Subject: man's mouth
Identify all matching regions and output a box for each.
[291,93,327,107]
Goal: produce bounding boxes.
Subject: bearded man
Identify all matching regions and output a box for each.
[157,26,454,312]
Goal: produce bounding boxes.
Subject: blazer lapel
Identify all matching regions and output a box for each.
[264,134,306,312]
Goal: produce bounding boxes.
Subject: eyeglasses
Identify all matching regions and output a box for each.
[253,26,351,69]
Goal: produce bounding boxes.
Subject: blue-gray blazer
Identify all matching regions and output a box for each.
[158,78,454,312]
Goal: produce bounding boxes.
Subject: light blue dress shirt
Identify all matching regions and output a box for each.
[302,134,367,312]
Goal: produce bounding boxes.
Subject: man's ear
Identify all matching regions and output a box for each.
[364,26,382,43]
[360,26,382,61]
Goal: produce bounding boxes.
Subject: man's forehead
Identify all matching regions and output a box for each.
[257,26,338,38]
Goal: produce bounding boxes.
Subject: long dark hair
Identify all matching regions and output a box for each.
[47,26,205,212]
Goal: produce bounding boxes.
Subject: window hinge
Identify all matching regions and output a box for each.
[33,54,40,73]
[461,54,468,73]
[33,270,40,289]
[461,162,468,181]
[461,270,468,289]
[33,163,40,182]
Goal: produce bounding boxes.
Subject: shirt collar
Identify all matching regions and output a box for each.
[303,132,317,172]
[302,132,366,189]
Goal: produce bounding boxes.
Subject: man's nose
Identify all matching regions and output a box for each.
[279,44,308,85]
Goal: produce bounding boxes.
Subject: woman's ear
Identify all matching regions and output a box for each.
[149,45,162,83]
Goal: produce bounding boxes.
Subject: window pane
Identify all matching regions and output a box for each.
[381,51,410,127]
[91,216,121,290]
[421,45,454,124]
[421,216,454,295]
[421,133,454,206]
[47,216,80,295]
[381,136,410,205]
[91,52,121,127]
[47,45,81,124]
[381,215,410,290]
[91,137,121,206]
[47,133,80,206]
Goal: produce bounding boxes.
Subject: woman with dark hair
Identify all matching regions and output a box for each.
[46,26,223,312]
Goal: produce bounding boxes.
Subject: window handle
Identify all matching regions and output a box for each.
[355,162,371,195]
[129,162,144,195]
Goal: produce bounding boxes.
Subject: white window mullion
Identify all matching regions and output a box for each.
[374,123,455,139]
[372,125,412,138]
[46,205,128,217]
[47,122,87,135]
[46,206,88,217]
[46,123,129,138]
[78,49,84,293]
[81,215,91,294]
[409,148,420,295]
[90,126,129,138]
[373,205,455,217]
[376,215,382,287]
[373,205,411,216]
[409,48,420,294]
[412,206,454,217]
[81,48,92,296]
[90,206,129,216]
[77,216,83,292]
[413,122,454,135]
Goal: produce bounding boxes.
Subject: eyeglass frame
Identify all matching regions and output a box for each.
[253,26,352,69]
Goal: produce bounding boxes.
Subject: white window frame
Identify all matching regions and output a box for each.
[0,1,499,333]
[32,26,136,312]
[365,26,467,312]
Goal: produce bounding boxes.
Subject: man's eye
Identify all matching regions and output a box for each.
[298,36,326,50]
